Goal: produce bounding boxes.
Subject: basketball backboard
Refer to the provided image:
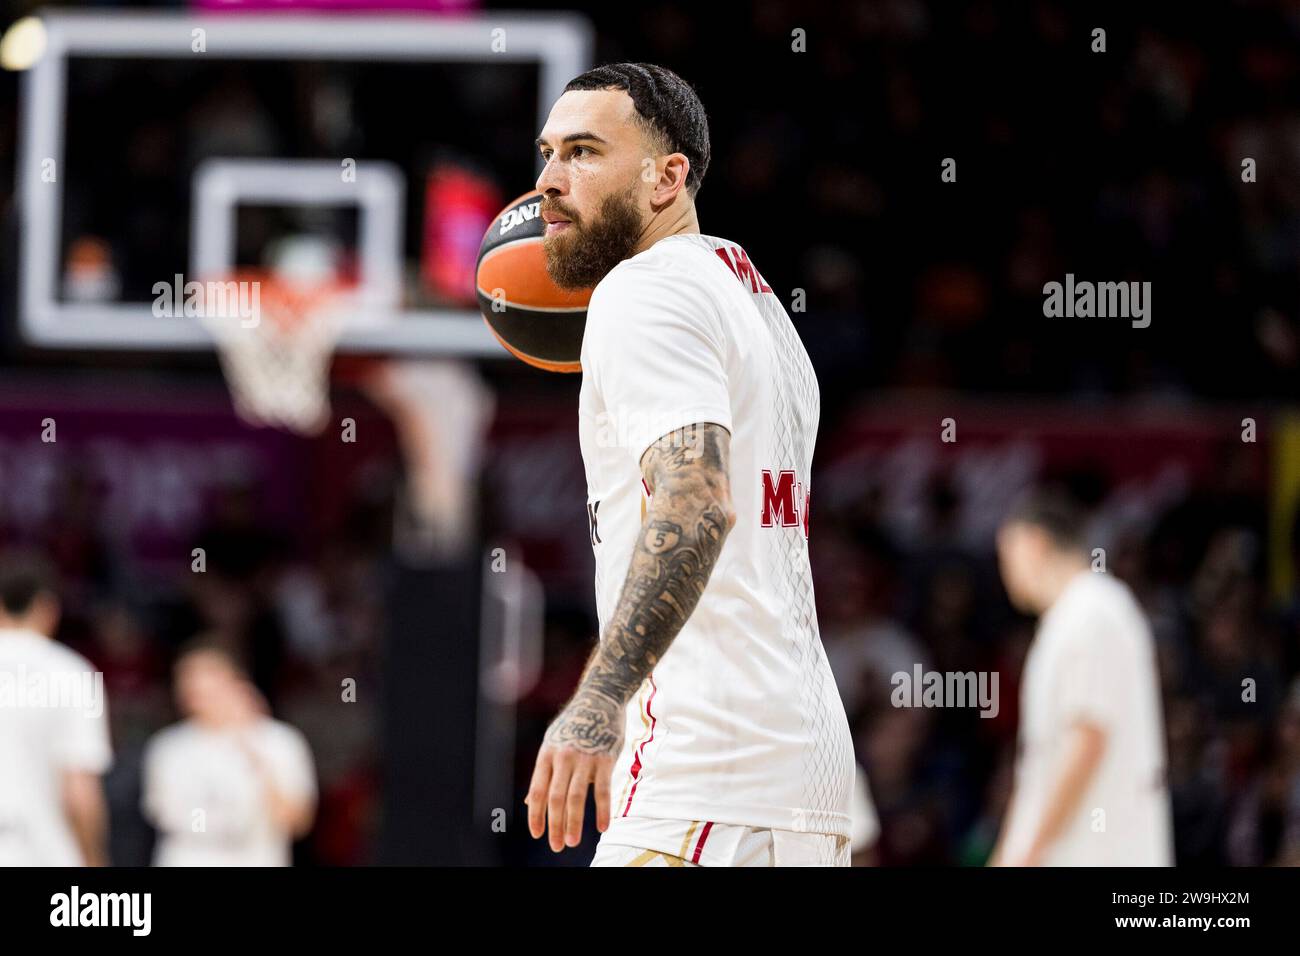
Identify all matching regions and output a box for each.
[17,10,593,355]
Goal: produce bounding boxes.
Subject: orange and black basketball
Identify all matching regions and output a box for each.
[475,191,590,373]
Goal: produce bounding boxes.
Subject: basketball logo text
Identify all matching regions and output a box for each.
[499,201,541,237]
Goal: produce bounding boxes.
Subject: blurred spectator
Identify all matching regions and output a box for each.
[141,641,317,866]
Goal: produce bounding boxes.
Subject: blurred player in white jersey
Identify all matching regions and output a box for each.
[0,554,111,866]
[991,489,1173,866]
[524,63,856,866]
[142,642,316,866]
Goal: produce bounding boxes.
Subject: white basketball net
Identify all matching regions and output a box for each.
[198,274,349,435]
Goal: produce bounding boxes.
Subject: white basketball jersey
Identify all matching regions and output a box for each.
[578,233,855,837]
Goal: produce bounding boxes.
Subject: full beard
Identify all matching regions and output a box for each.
[542,186,644,291]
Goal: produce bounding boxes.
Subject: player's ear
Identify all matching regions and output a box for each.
[651,152,691,206]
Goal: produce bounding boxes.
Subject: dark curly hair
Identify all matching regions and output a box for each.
[564,62,711,198]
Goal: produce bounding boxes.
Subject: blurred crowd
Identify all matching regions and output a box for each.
[4,471,393,865]
[812,475,1298,866]
[579,0,1300,419]
[11,432,1298,866]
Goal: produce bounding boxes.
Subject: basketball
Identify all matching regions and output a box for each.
[475,191,591,373]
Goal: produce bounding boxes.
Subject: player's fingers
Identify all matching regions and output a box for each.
[594,758,612,833]
[563,760,592,847]
[546,751,575,852]
[525,747,554,839]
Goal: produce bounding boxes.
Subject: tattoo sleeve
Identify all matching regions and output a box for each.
[579,422,735,707]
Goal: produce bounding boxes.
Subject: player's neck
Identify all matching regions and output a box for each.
[1038,555,1089,613]
[0,617,50,637]
[633,200,700,255]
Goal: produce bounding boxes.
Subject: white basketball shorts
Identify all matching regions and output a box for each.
[590,816,850,867]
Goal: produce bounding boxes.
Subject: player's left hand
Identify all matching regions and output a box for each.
[526,690,624,852]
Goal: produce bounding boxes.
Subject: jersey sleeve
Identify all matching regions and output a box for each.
[584,260,733,466]
[55,665,113,775]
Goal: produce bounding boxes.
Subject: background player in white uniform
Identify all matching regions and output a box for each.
[524,63,856,866]
[142,642,317,866]
[0,555,111,866]
[991,489,1173,866]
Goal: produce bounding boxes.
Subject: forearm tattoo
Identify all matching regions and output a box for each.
[545,423,734,756]
[542,692,625,753]
[548,423,735,759]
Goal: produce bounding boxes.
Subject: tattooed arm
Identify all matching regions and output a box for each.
[526,422,737,851]
[560,422,736,735]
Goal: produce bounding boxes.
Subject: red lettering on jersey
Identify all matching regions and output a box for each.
[715,246,772,294]
[714,247,738,278]
[761,470,811,538]
[761,469,799,528]
[730,247,772,294]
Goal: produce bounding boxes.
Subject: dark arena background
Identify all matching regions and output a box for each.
[0,0,1297,907]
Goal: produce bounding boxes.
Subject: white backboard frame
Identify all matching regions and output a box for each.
[191,158,405,315]
[18,10,593,354]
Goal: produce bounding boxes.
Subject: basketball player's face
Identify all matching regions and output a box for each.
[535,90,653,289]
[996,522,1046,614]
[175,652,235,722]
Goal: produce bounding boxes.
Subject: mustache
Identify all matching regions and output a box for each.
[539,198,579,224]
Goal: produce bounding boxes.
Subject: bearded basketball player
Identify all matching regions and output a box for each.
[524,63,856,867]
